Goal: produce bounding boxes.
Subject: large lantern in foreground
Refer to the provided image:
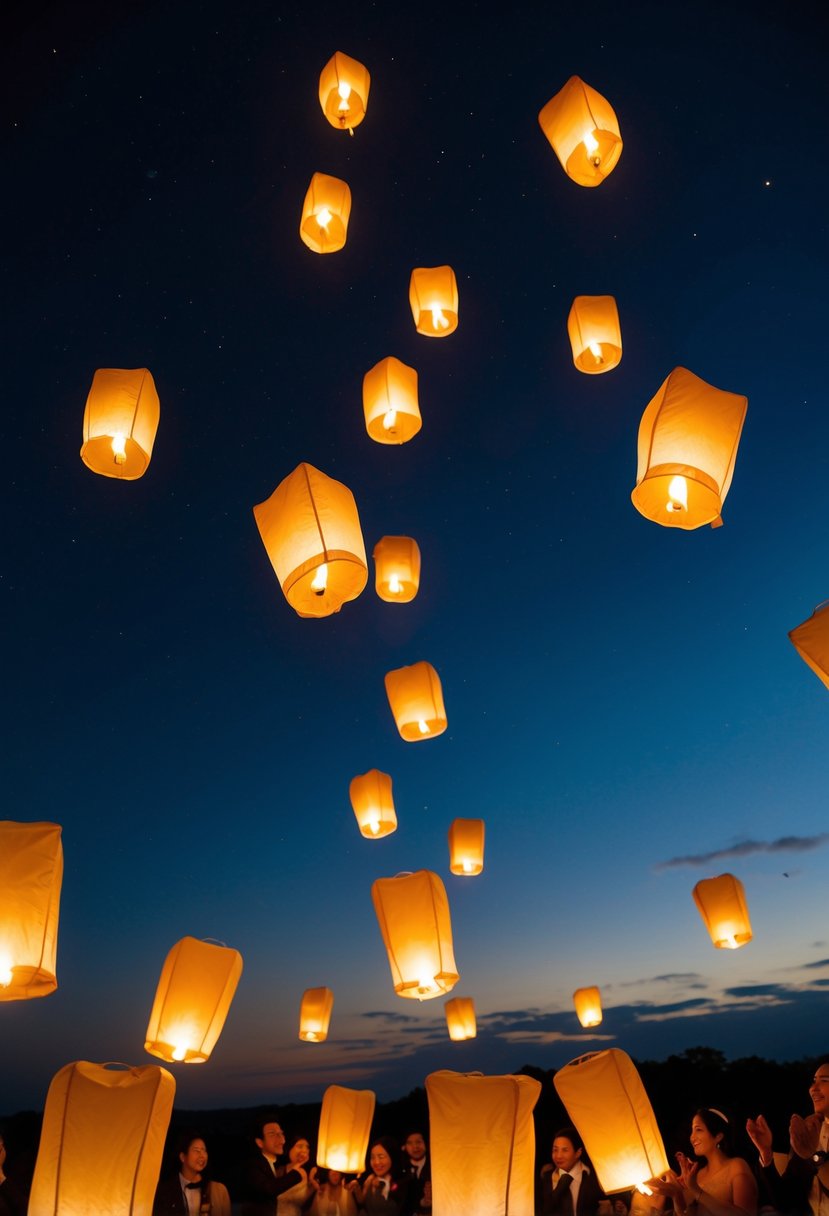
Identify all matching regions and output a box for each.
[385,660,447,741]
[299,173,351,253]
[0,820,63,1001]
[448,818,485,876]
[29,1061,175,1215]
[371,870,459,1000]
[319,52,370,133]
[253,462,368,618]
[427,1071,540,1216]
[631,367,748,530]
[80,367,160,480]
[789,602,829,690]
[538,76,622,187]
[692,873,752,949]
[145,936,243,1064]
[409,266,458,337]
[554,1049,668,1194]
[317,1085,376,1173]
[363,357,422,444]
[349,769,398,839]
[299,986,334,1042]
[567,295,622,373]
[573,986,603,1028]
[445,996,477,1041]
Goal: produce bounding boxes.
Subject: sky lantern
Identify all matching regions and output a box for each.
[317,1085,376,1173]
[573,986,603,1027]
[0,820,63,1001]
[554,1049,669,1194]
[80,367,160,480]
[319,51,370,133]
[349,769,398,839]
[384,660,447,741]
[299,986,334,1042]
[692,873,752,949]
[29,1061,175,1215]
[630,367,748,530]
[373,536,421,601]
[144,936,243,1064]
[409,266,459,337]
[445,996,477,1041]
[426,1071,540,1215]
[448,818,485,876]
[567,295,622,373]
[253,462,368,618]
[789,602,829,689]
[363,357,422,444]
[538,75,622,187]
[299,172,351,253]
[371,870,459,1000]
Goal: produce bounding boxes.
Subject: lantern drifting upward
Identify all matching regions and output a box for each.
[568,296,622,374]
[299,986,334,1042]
[554,1049,668,1194]
[300,173,351,253]
[573,986,603,1028]
[692,873,752,949]
[385,660,447,741]
[317,1085,376,1173]
[80,367,160,480]
[538,76,622,187]
[371,870,459,1000]
[409,266,459,337]
[319,52,370,133]
[363,357,422,444]
[445,996,477,1041]
[631,367,748,530]
[789,602,829,690]
[350,769,398,839]
[448,818,485,876]
[253,462,368,618]
[0,820,63,1001]
[145,936,243,1064]
[373,536,421,601]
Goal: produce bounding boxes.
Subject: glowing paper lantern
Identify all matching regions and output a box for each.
[80,367,160,480]
[789,602,829,689]
[349,769,398,840]
[371,870,459,1000]
[319,52,370,133]
[253,462,368,619]
[384,660,447,741]
[145,936,243,1064]
[445,997,477,1041]
[299,986,334,1042]
[363,357,422,444]
[373,536,421,601]
[29,1061,175,1215]
[317,1085,376,1173]
[448,818,485,876]
[554,1049,668,1194]
[409,266,459,337]
[630,367,748,530]
[538,76,622,187]
[426,1071,540,1215]
[299,173,351,254]
[573,986,603,1028]
[692,873,752,949]
[567,296,622,374]
[0,820,63,1001]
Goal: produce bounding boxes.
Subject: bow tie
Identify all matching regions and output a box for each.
[185,1182,201,1190]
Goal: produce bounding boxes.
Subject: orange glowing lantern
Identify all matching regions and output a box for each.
[409,266,458,337]
[145,936,243,1064]
[363,357,422,444]
[448,818,485,876]
[384,660,447,741]
[371,870,459,1000]
[80,367,160,480]
[567,296,622,373]
[692,873,752,949]
[373,536,421,601]
[349,769,397,839]
[319,52,370,133]
[573,986,603,1028]
[299,173,351,254]
[299,986,334,1042]
[789,602,829,690]
[0,820,63,1001]
[538,76,622,187]
[445,996,477,1041]
[317,1085,376,1173]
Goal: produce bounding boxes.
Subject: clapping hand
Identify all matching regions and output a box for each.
[790,1113,822,1160]
[746,1115,773,1164]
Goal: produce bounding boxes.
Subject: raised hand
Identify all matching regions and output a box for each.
[790,1113,822,1159]
[746,1115,773,1164]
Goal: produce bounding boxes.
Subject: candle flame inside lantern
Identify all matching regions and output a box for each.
[666,475,688,513]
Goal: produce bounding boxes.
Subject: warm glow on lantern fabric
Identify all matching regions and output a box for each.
[384,660,447,741]
[29,1061,175,1216]
[371,870,459,1000]
[363,357,422,444]
[567,296,622,373]
[573,985,603,1027]
[692,873,753,949]
[299,986,334,1042]
[409,266,459,337]
[789,602,829,690]
[299,172,351,253]
[317,1085,376,1173]
[448,818,485,875]
[373,535,421,601]
[318,51,370,131]
[349,769,398,839]
[80,367,160,480]
[538,75,622,187]
[144,936,243,1064]
[0,820,63,1001]
[445,996,477,1041]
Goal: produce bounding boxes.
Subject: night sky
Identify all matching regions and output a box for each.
[3,0,828,1116]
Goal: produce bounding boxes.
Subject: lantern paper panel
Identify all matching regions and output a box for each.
[371,870,459,1000]
[373,536,421,601]
[567,296,622,374]
[319,52,370,132]
[448,818,485,876]
[80,367,160,480]
[29,1061,175,1216]
[349,769,398,839]
[630,366,748,530]
[0,820,63,1001]
[145,936,243,1064]
[692,873,752,949]
[538,76,623,187]
[363,357,422,445]
[299,173,351,254]
[789,603,829,690]
[385,660,447,742]
[445,996,477,1041]
[317,1085,376,1173]
[409,266,459,337]
[253,462,368,619]
[573,986,603,1028]
[299,986,334,1042]
[554,1049,668,1194]
[426,1071,540,1216]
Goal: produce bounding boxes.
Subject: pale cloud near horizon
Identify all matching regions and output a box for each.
[497,1029,615,1045]
[655,833,829,870]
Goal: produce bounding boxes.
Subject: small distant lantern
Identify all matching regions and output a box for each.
[80,367,160,480]
[371,870,459,1000]
[631,367,748,530]
[317,1085,376,1173]
[363,357,422,444]
[373,536,421,601]
[573,986,603,1028]
[0,820,63,1001]
[538,76,623,187]
[299,986,334,1042]
[145,936,243,1064]
[253,462,368,619]
[29,1061,175,1215]
[445,997,477,1041]
[384,660,447,741]
[554,1049,668,1194]
[319,52,370,133]
[448,819,485,876]
[299,173,351,254]
[789,602,829,690]
[349,769,398,839]
[409,266,459,337]
[692,873,752,949]
[426,1071,541,1215]
[567,296,622,374]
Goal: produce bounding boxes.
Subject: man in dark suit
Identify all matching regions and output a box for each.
[239,1117,308,1216]
[540,1127,607,1216]
[747,1061,829,1216]
[401,1132,431,1215]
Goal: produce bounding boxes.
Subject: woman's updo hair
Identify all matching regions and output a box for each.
[694,1107,732,1156]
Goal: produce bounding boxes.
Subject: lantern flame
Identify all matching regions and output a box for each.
[430,305,450,331]
[588,341,604,364]
[0,955,13,987]
[310,564,329,596]
[388,574,402,595]
[462,859,473,874]
[306,1030,318,1041]
[382,409,398,433]
[337,81,352,112]
[637,1184,654,1196]
[368,815,381,836]
[417,719,430,735]
[666,475,688,513]
[111,431,127,464]
[171,1043,188,1062]
[316,207,333,230]
[583,129,601,166]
